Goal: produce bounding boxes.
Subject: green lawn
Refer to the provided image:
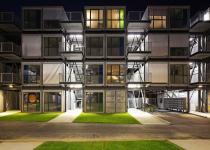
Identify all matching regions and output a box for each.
[73,112,140,124]
[35,140,183,150]
[0,112,61,122]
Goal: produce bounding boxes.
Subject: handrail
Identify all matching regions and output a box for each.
[0,12,14,23]
[0,42,21,56]
[0,73,19,83]
[127,11,144,22]
[59,73,84,83]
[127,41,152,52]
[66,11,84,23]
[59,41,83,53]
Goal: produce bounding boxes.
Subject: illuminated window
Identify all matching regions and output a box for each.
[86,9,103,29]
[106,64,125,84]
[107,9,125,29]
[150,15,166,29]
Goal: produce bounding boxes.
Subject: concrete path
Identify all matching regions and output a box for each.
[170,139,210,150]
[190,111,210,118]
[0,110,20,117]
[128,108,170,125]
[0,141,43,150]
[49,109,81,123]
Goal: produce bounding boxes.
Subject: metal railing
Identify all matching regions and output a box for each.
[0,12,14,23]
[23,75,40,84]
[127,11,144,22]
[59,42,83,53]
[191,73,210,83]
[66,12,83,22]
[127,42,152,52]
[190,9,210,27]
[127,72,152,83]
[59,73,84,83]
[0,42,21,56]
[0,73,19,83]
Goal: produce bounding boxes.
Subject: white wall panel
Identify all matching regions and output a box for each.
[149,63,168,83]
[22,35,41,57]
[43,63,64,84]
[170,34,189,47]
[149,34,168,56]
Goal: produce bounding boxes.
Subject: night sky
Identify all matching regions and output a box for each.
[0,0,210,18]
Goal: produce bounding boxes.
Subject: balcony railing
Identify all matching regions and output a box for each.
[127,11,144,22]
[66,12,83,23]
[0,12,14,23]
[191,73,210,83]
[127,72,152,83]
[59,42,83,53]
[23,75,40,84]
[0,73,20,84]
[59,73,84,83]
[127,42,152,53]
[190,9,210,27]
[0,42,21,56]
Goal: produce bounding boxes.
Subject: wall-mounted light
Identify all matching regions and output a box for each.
[198,85,203,88]
[9,84,13,88]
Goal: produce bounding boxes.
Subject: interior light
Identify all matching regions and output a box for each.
[198,85,203,88]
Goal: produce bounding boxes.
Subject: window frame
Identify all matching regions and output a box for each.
[85,36,104,57]
[106,9,125,29]
[106,64,126,84]
[43,36,62,57]
[85,9,104,29]
[23,64,41,85]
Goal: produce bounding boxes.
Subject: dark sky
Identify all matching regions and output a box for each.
[0,0,210,17]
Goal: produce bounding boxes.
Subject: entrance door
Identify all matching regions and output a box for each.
[68,89,83,110]
[5,91,20,111]
[85,91,103,112]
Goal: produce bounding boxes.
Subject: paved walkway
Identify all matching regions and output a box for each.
[49,109,81,123]
[128,108,170,125]
[170,139,210,150]
[0,141,43,150]
[0,110,20,117]
[190,111,210,118]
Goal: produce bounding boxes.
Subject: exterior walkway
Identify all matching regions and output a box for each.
[128,108,170,125]
[49,109,81,123]
[190,111,210,118]
[0,110,20,117]
[0,141,43,150]
[170,139,210,150]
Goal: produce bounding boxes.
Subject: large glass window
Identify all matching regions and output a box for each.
[170,64,188,84]
[107,9,125,29]
[86,64,103,84]
[44,37,61,56]
[170,47,189,56]
[86,9,104,29]
[170,8,188,28]
[23,92,40,112]
[86,37,103,56]
[86,92,103,112]
[107,64,125,84]
[150,16,166,29]
[44,92,61,112]
[107,37,124,56]
[23,65,40,84]
[23,9,41,29]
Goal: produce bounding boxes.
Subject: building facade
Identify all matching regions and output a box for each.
[0,5,209,113]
